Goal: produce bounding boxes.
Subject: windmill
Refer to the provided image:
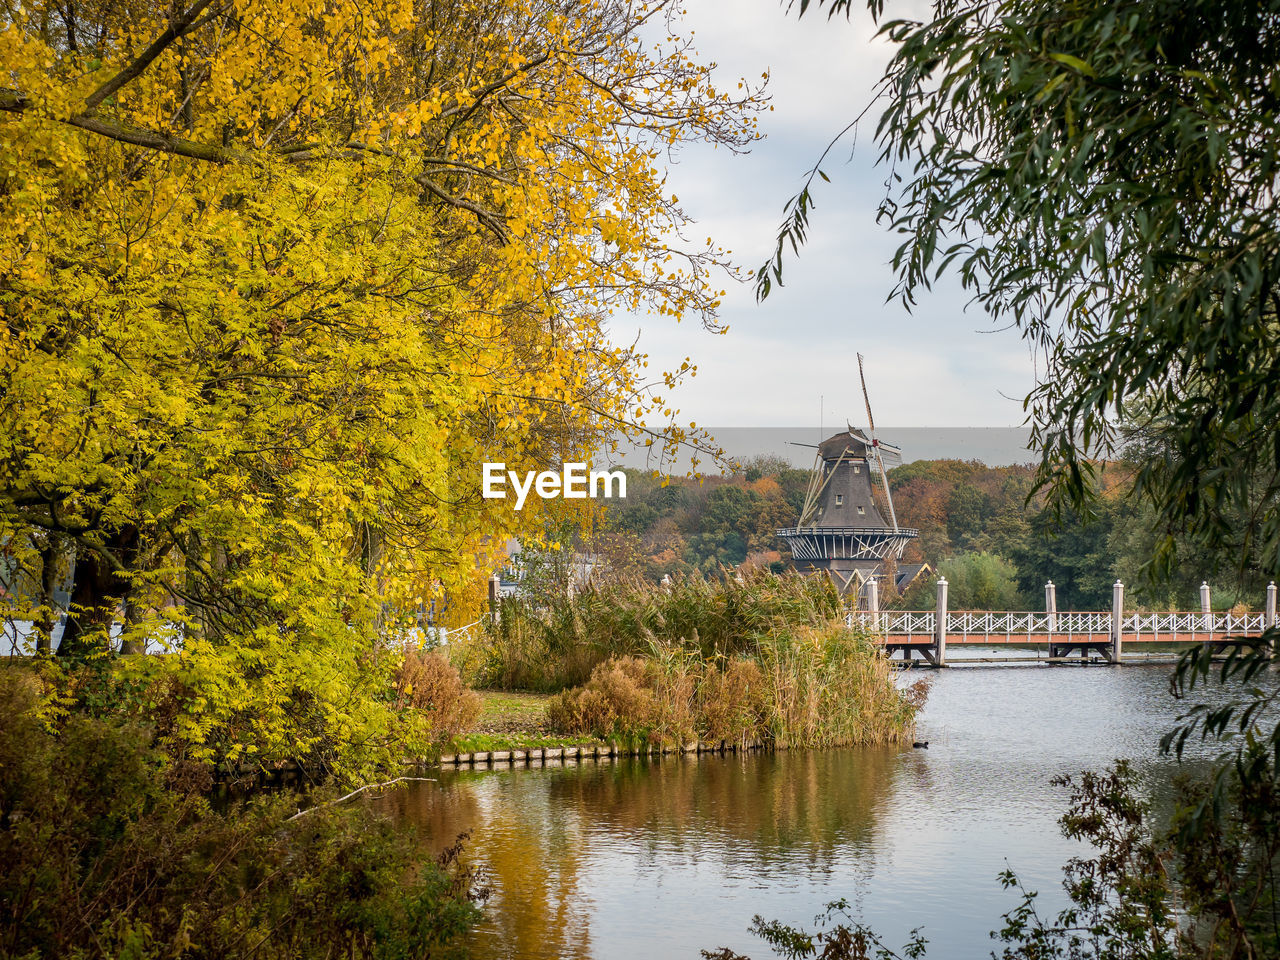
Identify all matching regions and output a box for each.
[777,356,918,599]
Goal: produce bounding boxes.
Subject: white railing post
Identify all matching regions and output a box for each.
[866,577,879,615]
[935,577,949,667]
[1112,580,1124,663]
[1200,581,1212,634]
[1045,580,1057,633]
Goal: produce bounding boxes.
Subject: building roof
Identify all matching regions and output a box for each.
[895,563,933,592]
[817,429,873,462]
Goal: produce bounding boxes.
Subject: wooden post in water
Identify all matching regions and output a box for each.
[488,574,501,624]
[1111,580,1124,663]
[935,577,948,667]
[1200,581,1213,635]
[1267,582,1277,656]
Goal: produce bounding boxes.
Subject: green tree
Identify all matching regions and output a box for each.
[937,551,1025,610]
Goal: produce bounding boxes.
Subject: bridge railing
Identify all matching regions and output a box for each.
[1124,611,1268,638]
[849,610,1269,640]
[850,611,935,635]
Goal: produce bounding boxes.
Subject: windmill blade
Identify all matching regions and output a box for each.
[856,353,900,531]
[857,354,876,434]
[866,448,903,471]
[875,441,903,466]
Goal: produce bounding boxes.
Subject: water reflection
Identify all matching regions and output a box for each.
[384,664,1246,959]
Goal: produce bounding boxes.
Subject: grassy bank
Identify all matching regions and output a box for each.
[451,572,921,750]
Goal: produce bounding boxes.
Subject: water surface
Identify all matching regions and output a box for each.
[383,663,1237,959]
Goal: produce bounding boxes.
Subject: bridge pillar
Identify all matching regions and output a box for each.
[1045,580,1057,633]
[935,577,949,667]
[1111,580,1124,663]
[1200,581,1213,634]
[866,578,879,615]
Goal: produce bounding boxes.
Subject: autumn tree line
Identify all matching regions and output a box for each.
[600,454,1274,612]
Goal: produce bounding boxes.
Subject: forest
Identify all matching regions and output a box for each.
[599,454,1272,612]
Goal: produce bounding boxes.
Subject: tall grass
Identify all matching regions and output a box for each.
[468,572,923,748]
[460,570,844,692]
[756,624,921,748]
[545,622,918,749]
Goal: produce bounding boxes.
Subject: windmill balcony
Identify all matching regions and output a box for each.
[776,525,920,563]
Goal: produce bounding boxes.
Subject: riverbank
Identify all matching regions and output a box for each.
[448,690,608,754]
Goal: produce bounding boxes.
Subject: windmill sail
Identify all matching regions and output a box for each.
[858,353,900,531]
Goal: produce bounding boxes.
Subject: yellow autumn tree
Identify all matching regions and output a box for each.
[0,0,762,778]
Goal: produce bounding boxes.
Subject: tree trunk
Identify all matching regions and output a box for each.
[33,533,63,656]
[58,528,139,658]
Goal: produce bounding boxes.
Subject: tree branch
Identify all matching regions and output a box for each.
[285,776,436,821]
[83,0,222,112]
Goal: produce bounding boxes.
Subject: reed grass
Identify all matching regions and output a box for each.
[458,571,918,748]
[461,570,843,692]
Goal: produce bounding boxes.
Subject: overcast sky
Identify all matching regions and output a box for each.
[623,0,1040,433]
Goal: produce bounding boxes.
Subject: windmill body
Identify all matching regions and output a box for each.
[776,428,919,598]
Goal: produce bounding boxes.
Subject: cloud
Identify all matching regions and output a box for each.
[619,0,1039,429]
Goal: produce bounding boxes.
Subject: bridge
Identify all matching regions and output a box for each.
[850,578,1278,666]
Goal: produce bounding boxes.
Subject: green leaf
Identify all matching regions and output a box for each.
[1047,52,1097,78]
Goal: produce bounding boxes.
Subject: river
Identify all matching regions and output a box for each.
[381,662,1237,959]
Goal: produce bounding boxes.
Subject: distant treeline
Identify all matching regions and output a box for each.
[600,456,1271,612]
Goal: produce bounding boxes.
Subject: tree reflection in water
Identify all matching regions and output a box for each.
[379,747,902,960]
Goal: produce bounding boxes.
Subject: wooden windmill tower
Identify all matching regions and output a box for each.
[776,355,918,598]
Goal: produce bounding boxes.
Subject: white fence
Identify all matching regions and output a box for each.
[850,610,1270,642]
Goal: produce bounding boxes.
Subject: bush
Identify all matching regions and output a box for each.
[0,672,484,960]
[466,569,844,692]
[394,648,482,750]
[546,624,917,749]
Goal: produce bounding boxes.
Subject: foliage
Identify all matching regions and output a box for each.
[605,466,807,580]
[935,551,1024,610]
[753,622,923,748]
[546,653,764,747]
[545,622,919,749]
[465,568,844,691]
[763,0,1280,584]
[0,0,764,777]
[700,900,927,960]
[393,648,481,753]
[0,672,485,960]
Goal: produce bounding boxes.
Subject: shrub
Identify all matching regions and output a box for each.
[0,672,484,960]
[698,658,769,744]
[545,624,915,749]
[394,647,482,748]
[466,569,843,692]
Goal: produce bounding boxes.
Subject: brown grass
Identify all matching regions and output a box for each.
[394,648,481,745]
[544,621,914,749]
